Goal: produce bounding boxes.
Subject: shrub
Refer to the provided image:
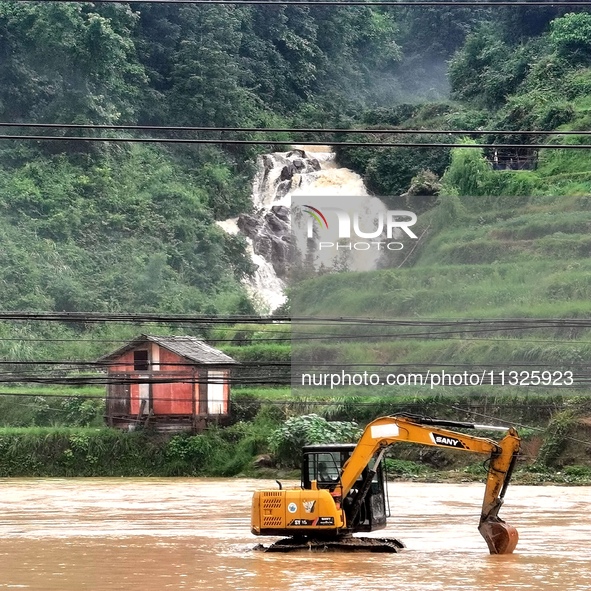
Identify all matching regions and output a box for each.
[229,393,261,424]
[449,26,532,108]
[550,13,591,60]
[268,414,361,468]
[537,410,576,467]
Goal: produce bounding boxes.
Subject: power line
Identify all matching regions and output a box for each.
[2,134,591,149]
[0,360,588,368]
[0,311,284,323]
[432,401,591,446]
[0,371,589,385]
[6,311,591,329]
[294,325,591,338]
[0,373,585,386]
[0,390,575,408]
[3,122,591,136]
[0,375,288,385]
[12,0,591,6]
[0,335,589,344]
[0,327,576,342]
[5,313,591,346]
[2,334,591,346]
[294,317,591,326]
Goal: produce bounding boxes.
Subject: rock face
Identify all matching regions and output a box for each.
[401,169,441,213]
[241,149,332,290]
[237,206,291,279]
[252,150,324,210]
[253,454,274,468]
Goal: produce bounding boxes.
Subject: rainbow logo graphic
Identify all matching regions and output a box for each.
[302,205,329,230]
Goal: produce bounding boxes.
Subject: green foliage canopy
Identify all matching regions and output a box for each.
[268,414,361,467]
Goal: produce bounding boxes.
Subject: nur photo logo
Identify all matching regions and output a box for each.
[302,205,329,230]
[301,202,418,251]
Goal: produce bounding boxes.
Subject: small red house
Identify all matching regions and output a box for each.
[101,334,238,432]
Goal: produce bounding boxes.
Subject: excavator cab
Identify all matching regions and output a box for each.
[302,443,388,532]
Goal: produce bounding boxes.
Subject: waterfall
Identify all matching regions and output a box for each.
[216,216,287,313]
[218,145,388,313]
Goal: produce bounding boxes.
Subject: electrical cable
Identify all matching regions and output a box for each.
[0,360,589,368]
[7,311,591,325]
[3,122,591,136]
[1,371,591,385]
[0,334,591,344]
[3,134,591,149]
[12,0,591,7]
[434,401,591,446]
[1,333,591,344]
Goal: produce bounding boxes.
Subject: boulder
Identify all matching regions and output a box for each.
[253,454,274,468]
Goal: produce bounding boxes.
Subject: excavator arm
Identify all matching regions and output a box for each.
[336,415,521,554]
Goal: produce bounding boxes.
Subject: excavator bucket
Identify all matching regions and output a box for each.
[478,519,519,555]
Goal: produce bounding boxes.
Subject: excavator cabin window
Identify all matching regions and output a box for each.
[302,444,354,489]
[313,454,340,484]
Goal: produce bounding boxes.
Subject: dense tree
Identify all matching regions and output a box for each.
[448,25,534,108]
[0,3,146,123]
[549,12,591,60]
[169,7,261,127]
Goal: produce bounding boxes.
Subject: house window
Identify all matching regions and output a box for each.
[134,350,149,371]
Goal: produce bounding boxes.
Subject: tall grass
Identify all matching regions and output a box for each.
[0,414,282,477]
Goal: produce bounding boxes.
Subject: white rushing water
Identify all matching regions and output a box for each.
[218,218,286,312]
[216,217,287,313]
[219,145,388,313]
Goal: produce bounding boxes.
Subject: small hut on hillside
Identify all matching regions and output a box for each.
[100,335,237,432]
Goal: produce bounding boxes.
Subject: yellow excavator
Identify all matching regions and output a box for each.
[252,414,521,553]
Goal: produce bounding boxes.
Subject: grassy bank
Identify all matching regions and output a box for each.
[0,393,589,482]
[0,423,271,478]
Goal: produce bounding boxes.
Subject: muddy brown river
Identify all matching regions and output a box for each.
[0,479,589,590]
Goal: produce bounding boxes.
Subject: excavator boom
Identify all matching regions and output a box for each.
[336,415,521,554]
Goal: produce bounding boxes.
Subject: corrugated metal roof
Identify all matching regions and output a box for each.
[99,334,238,365]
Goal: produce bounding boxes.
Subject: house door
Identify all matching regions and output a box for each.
[207,371,225,414]
[139,379,150,415]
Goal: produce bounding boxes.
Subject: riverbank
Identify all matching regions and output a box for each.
[1,387,590,480]
[1,398,590,483]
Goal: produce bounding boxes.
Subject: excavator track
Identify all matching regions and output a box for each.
[254,536,405,553]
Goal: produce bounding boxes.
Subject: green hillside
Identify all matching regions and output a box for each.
[291,11,591,386]
[291,149,591,377]
[2,3,591,375]
[0,0,411,359]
